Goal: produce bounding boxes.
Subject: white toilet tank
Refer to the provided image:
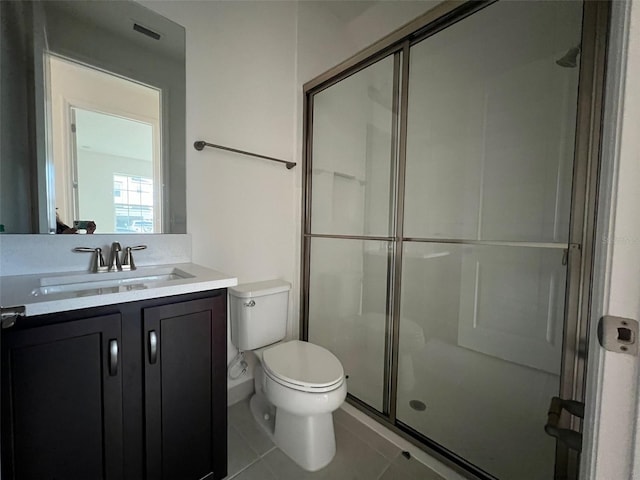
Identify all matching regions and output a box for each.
[229,279,291,350]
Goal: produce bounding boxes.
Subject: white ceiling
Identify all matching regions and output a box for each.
[321,1,376,23]
[45,0,185,62]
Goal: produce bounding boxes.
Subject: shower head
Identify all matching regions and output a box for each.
[556,45,581,68]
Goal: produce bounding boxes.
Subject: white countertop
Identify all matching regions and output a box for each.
[0,263,238,317]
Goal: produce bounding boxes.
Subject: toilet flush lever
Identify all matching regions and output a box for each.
[244,300,256,307]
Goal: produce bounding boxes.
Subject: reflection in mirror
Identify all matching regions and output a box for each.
[0,0,186,234]
[49,56,163,234]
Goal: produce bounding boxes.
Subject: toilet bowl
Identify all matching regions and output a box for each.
[250,340,347,471]
[229,280,347,472]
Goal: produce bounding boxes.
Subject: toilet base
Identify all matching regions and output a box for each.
[274,408,336,472]
[249,392,276,436]
[249,393,337,472]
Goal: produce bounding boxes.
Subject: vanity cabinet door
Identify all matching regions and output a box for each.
[143,293,227,480]
[1,314,123,480]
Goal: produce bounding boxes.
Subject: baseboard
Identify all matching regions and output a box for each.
[227,377,254,406]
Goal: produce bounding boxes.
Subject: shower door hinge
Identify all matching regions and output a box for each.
[598,315,638,356]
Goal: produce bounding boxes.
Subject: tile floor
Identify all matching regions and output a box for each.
[225,399,445,480]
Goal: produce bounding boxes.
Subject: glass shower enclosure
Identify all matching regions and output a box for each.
[302,1,607,479]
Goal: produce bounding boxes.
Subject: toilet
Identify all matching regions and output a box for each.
[229,279,347,472]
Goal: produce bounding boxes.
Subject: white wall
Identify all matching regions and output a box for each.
[142,0,440,390]
[76,150,151,232]
[142,1,298,390]
[296,1,439,83]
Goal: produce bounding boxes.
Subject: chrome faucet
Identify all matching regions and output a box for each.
[108,242,122,272]
[74,242,147,273]
[121,245,147,271]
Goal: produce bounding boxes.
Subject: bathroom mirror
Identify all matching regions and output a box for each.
[0,0,186,234]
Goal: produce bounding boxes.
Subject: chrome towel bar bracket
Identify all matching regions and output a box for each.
[194,140,296,170]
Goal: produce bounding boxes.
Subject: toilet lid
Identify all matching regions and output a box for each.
[262,340,344,390]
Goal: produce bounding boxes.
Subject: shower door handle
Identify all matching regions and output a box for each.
[544,396,584,452]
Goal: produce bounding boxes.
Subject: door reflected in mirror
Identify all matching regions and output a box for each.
[49,55,162,234]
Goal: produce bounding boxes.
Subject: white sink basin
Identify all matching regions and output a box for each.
[32,267,194,297]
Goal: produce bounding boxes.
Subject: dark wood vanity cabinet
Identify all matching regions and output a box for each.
[143,297,227,480]
[1,290,227,480]
[1,314,124,479]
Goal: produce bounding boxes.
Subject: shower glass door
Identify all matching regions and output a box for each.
[397,1,582,479]
[306,54,397,413]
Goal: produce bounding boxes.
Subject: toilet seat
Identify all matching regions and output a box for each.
[262,340,344,393]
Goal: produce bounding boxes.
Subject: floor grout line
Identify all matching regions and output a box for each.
[375,461,394,480]
[226,408,278,479]
[228,419,274,458]
[259,445,278,458]
[226,455,261,480]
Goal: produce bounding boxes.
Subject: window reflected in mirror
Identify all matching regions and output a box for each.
[114,174,155,233]
[48,55,162,234]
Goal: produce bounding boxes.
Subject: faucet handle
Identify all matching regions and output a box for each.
[121,245,147,271]
[73,247,108,273]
